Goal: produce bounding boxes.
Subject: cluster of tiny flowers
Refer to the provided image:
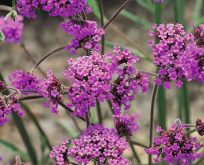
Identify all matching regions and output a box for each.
[190,22,204,48]
[148,23,194,89]
[112,113,140,136]
[196,118,204,136]
[16,0,92,19]
[0,80,6,92]
[49,139,69,165]
[67,124,131,165]
[111,46,149,113]
[0,15,24,44]
[14,156,28,165]
[0,97,24,126]
[60,19,105,54]
[63,51,114,117]
[145,125,201,164]
[38,70,63,114]
[9,70,40,94]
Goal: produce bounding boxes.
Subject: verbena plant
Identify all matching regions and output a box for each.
[0,0,204,164]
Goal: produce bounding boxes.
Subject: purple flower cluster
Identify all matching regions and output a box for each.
[153,0,165,2]
[145,125,202,164]
[196,118,204,136]
[16,0,92,19]
[49,139,69,165]
[60,20,105,54]
[9,70,40,94]
[112,113,140,136]
[63,51,114,117]
[148,23,204,88]
[0,97,24,126]
[68,124,130,165]
[0,80,6,92]
[0,15,24,44]
[39,70,63,114]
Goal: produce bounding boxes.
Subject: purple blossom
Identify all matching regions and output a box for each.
[16,0,92,19]
[60,20,105,54]
[112,113,140,136]
[145,124,202,164]
[38,70,63,114]
[0,15,24,44]
[67,124,130,164]
[153,0,165,3]
[196,118,204,136]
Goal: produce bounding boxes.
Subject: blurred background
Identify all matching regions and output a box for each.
[0,0,204,164]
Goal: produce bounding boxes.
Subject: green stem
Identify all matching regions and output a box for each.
[129,142,141,164]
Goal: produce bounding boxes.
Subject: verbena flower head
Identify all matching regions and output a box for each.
[111,46,149,114]
[0,80,6,92]
[0,97,24,126]
[112,113,140,136]
[196,118,204,136]
[68,124,130,165]
[9,70,40,94]
[49,139,69,165]
[63,51,114,117]
[145,124,202,164]
[148,23,194,89]
[38,70,63,114]
[60,19,104,54]
[16,0,92,19]
[153,0,165,2]
[0,15,24,44]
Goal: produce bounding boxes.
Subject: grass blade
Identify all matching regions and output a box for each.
[0,70,37,164]
[120,10,152,29]
[136,0,155,13]
[192,0,203,22]
[0,138,30,160]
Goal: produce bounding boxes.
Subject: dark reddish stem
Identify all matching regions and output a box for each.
[149,83,158,165]
[0,5,12,12]
[20,42,46,77]
[185,124,196,128]
[31,45,65,72]
[103,0,133,29]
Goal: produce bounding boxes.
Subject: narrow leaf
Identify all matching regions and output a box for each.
[192,0,203,22]
[136,0,154,13]
[120,10,152,29]
[58,119,78,138]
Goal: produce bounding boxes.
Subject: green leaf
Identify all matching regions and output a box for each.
[12,0,17,10]
[40,135,46,154]
[120,10,152,29]
[136,0,155,13]
[192,0,203,22]
[90,106,98,124]
[104,41,153,62]
[0,30,5,41]
[87,0,101,19]
[0,138,30,161]
[0,71,38,164]
[58,119,78,138]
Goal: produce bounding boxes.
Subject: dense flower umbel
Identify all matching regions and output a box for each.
[9,70,40,94]
[0,97,24,126]
[111,46,149,113]
[196,118,204,136]
[60,19,105,54]
[0,15,24,44]
[112,113,140,136]
[67,124,131,165]
[190,22,204,48]
[145,125,202,165]
[16,0,92,19]
[49,139,70,165]
[0,80,6,92]
[38,70,63,114]
[63,51,114,117]
[148,23,194,89]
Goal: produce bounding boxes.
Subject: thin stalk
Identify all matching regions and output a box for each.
[97,0,105,54]
[20,103,52,150]
[20,42,46,77]
[149,84,158,165]
[129,142,141,164]
[103,0,133,29]
[186,128,197,136]
[96,101,102,124]
[128,140,148,149]
[0,5,12,12]
[185,124,196,128]
[107,100,114,114]
[32,45,65,72]
[137,70,159,77]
